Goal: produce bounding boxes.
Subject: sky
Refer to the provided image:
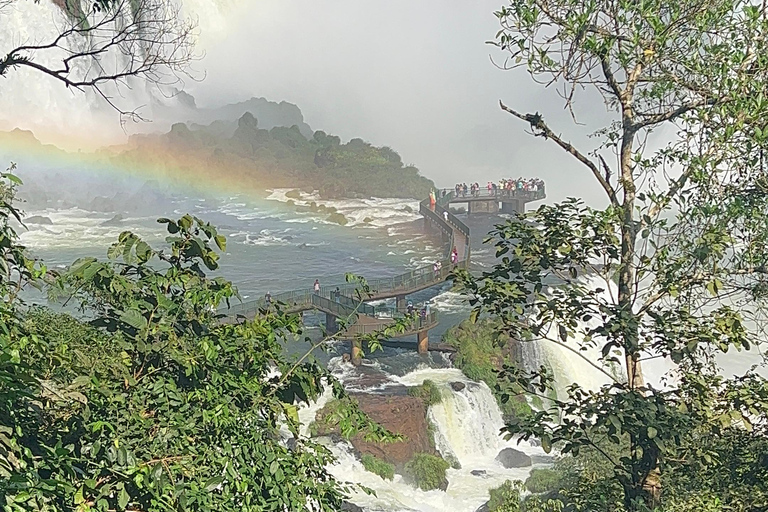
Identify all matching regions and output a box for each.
[187,0,614,206]
[0,0,625,207]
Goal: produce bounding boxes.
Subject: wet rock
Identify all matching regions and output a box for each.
[474,502,490,512]
[349,393,437,466]
[341,501,364,512]
[450,381,466,392]
[471,469,487,477]
[101,214,124,226]
[495,447,532,468]
[26,215,53,225]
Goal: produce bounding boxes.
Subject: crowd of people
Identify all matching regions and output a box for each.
[450,177,545,198]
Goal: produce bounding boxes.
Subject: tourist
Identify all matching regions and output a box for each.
[420,306,427,326]
[407,300,414,315]
[334,287,341,302]
[433,261,440,279]
[265,291,272,306]
[425,300,431,316]
[313,279,320,294]
[443,210,449,222]
[429,189,436,210]
[450,246,459,266]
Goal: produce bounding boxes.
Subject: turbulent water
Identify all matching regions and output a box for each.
[11,162,548,511]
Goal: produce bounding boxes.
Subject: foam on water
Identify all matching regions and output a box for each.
[266,188,421,229]
[18,208,163,250]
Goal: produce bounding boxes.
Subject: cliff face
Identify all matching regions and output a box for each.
[349,393,437,467]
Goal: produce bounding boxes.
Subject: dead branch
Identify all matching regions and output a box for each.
[0,0,198,122]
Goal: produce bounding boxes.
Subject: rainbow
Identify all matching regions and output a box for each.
[0,128,284,201]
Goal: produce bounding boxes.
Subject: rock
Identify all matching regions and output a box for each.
[495,447,532,468]
[285,189,302,200]
[101,214,124,226]
[349,393,437,466]
[341,502,364,512]
[450,381,466,392]
[327,212,349,226]
[474,502,490,512]
[25,215,53,225]
[471,469,487,477]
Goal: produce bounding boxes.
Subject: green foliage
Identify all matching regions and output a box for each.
[407,379,442,406]
[1,199,400,511]
[444,318,504,387]
[444,318,533,422]
[119,117,434,200]
[525,468,562,494]
[360,454,395,481]
[310,397,400,442]
[404,453,450,491]
[461,0,768,509]
[488,480,523,512]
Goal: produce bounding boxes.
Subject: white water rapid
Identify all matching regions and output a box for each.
[294,367,549,512]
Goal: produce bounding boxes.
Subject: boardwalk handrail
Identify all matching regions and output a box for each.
[220,190,472,342]
[441,187,546,202]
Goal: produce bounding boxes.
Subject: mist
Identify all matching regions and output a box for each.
[0,0,627,207]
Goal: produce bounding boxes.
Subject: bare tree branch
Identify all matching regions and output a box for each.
[499,100,620,206]
[0,0,198,122]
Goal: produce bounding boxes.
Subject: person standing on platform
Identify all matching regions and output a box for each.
[313,279,321,294]
[429,190,436,210]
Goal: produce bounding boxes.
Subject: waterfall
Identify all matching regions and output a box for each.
[0,0,232,149]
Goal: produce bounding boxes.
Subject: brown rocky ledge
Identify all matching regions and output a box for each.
[347,392,438,466]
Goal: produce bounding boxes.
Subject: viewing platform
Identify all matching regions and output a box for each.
[221,179,547,364]
[438,188,546,215]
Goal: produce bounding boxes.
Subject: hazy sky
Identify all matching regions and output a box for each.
[186,0,616,206]
[1,0,624,207]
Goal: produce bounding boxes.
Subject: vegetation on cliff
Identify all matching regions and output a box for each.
[116,112,434,200]
[404,453,450,491]
[444,318,533,423]
[360,454,395,481]
[407,379,442,406]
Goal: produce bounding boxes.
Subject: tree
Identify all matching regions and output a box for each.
[458,1,768,509]
[0,200,401,511]
[0,0,196,121]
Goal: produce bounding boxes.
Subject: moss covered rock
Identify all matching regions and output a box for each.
[405,453,450,491]
[361,454,395,481]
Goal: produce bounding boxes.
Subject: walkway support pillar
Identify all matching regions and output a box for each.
[351,339,363,366]
[396,295,407,311]
[417,330,429,354]
[326,313,338,334]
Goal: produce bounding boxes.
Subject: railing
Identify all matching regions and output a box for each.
[421,197,471,242]
[343,311,438,336]
[220,191,472,341]
[440,187,546,202]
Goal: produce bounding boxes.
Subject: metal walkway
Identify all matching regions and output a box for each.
[220,191,471,340]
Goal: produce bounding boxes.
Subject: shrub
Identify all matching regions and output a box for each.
[487,480,523,512]
[525,468,562,494]
[407,379,442,406]
[360,454,395,481]
[405,453,450,491]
